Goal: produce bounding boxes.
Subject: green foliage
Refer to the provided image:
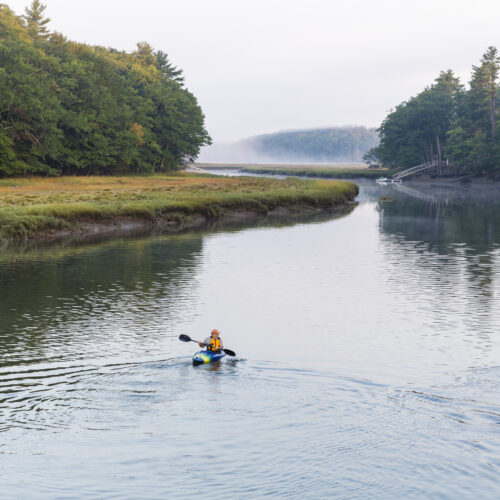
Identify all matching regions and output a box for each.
[446,47,500,174]
[0,3,210,177]
[377,70,462,168]
[376,47,500,176]
[245,127,379,162]
[0,126,24,174]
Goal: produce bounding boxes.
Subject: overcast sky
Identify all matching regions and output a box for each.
[6,0,500,142]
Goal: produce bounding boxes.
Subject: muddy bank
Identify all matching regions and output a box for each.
[11,203,356,245]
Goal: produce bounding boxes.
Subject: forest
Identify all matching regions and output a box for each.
[0,2,211,177]
[244,127,379,162]
[368,47,500,176]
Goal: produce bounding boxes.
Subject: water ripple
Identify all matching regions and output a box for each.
[1,187,500,498]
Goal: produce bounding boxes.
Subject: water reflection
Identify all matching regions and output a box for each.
[373,181,500,368]
[376,182,500,312]
[377,182,500,251]
[0,235,204,368]
[0,208,355,370]
[1,181,499,499]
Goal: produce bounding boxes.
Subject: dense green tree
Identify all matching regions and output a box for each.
[376,47,500,176]
[0,5,63,174]
[0,126,21,174]
[376,70,462,168]
[0,3,210,176]
[470,46,499,144]
[445,47,500,174]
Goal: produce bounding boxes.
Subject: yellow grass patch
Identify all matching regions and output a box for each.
[0,173,358,241]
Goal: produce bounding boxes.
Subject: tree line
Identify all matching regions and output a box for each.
[367,47,500,176]
[0,1,211,177]
[246,127,379,162]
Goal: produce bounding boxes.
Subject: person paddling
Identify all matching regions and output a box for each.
[198,329,223,353]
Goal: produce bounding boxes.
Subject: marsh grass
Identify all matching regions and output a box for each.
[0,174,358,240]
[240,166,384,179]
[191,163,387,179]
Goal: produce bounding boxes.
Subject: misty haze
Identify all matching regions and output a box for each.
[199,126,379,164]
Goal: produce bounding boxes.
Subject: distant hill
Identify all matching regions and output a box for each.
[199,127,379,163]
[247,127,379,162]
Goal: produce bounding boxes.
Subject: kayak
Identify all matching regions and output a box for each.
[192,350,226,366]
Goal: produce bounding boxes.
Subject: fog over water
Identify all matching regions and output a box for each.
[198,141,363,164]
[198,126,379,163]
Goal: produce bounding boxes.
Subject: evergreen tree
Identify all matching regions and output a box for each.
[446,47,500,174]
[470,46,499,144]
[24,0,51,40]
[376,48,500,176]
[155,51,184,85]
[425,70,463,161]
[376,71,461,168]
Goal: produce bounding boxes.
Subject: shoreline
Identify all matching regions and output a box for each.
[191,162,369,170]
[190,164,500,183]
[20,203,356,245]
[190,163,383,180]
[0,174,359,244]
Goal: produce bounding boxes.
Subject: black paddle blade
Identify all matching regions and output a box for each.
[179,334,192,342]
[223,349,236,356]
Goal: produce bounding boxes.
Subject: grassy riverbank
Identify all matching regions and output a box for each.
[0,173,358,242]
[193,163,386,179]
[241,166,383,179]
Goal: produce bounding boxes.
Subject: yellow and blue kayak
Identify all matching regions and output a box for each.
[192,350,226,366]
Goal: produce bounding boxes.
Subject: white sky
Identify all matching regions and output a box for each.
[6,0,500,141]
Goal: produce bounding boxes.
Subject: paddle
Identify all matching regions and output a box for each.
[179,334,236,356]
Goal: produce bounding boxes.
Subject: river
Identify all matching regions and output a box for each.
[1,181,499,498]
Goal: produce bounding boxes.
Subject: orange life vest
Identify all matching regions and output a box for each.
[207,337,221,352]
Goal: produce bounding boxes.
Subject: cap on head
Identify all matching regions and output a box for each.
[211,329,220,335]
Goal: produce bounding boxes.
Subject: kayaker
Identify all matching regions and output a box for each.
[198,329,224,353]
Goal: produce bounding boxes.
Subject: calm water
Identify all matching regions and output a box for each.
[1,181,499,499]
